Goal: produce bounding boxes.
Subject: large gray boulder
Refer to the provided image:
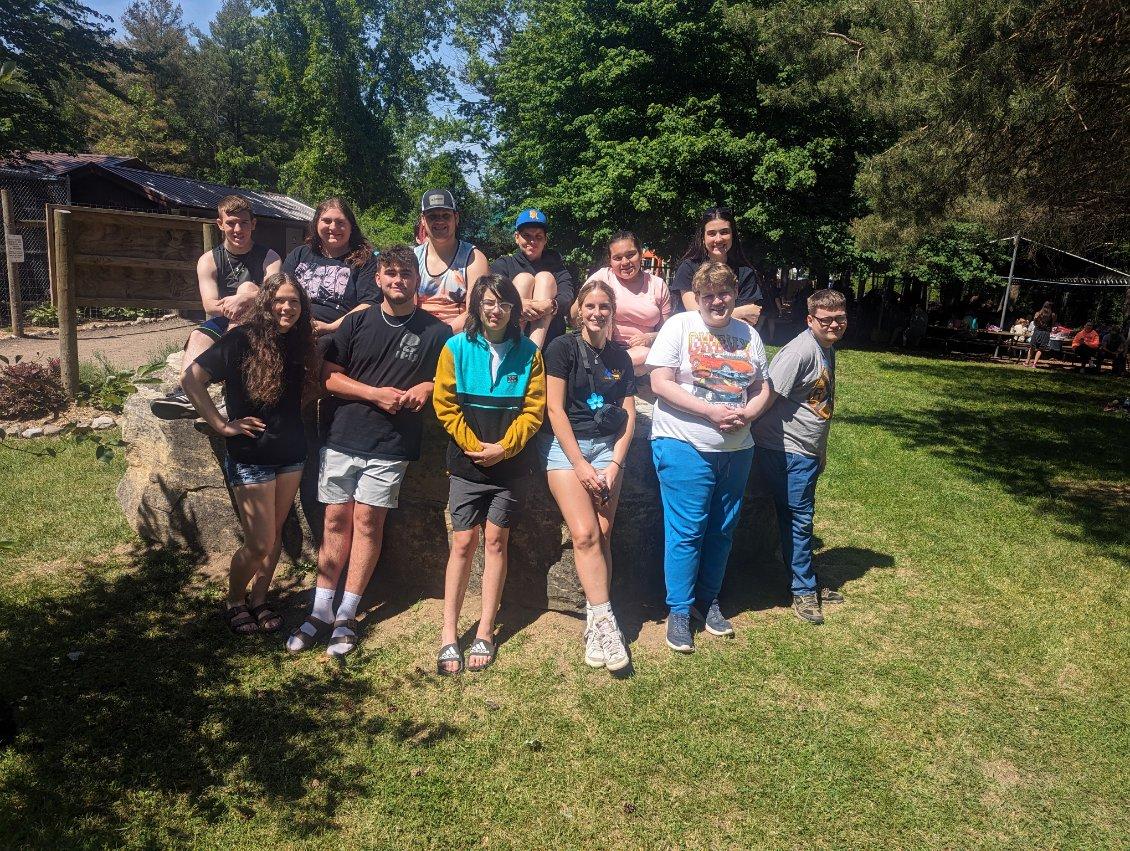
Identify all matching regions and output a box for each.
[117,355,782,612]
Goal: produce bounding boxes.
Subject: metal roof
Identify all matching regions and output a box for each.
[0,151,146,176]
[104,164,314,222]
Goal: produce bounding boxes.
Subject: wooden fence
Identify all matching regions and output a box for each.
[48,205,216,396]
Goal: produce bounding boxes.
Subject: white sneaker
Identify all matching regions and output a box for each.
[584,625,605,668]
[592,613,629,672]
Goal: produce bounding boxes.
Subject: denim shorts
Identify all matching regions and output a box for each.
[223,456,305,487]
[538,431,616,472]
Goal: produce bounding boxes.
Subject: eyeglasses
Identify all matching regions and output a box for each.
[698,290,735,303]
[481,300,514,313]
[811,314,848,328]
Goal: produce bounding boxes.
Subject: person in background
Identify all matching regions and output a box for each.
[1072,321,1103,371]
[542,278,636,673]
[415,189,491,333]
[180,273,316,635]
[150,195,281,419]
[433,274,545,674]
[282,197,381,338]
[646,261,772,653]
[286,245,451,656]
[752,288,847,625]
[1024,301,1057,368]
[489,208,574,348]
[1102,325,1126,377]
[583,231,672,368]
[1010,317,1030,340]
[670,207,763,328]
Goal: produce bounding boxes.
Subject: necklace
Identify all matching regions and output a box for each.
[381,306,418,328]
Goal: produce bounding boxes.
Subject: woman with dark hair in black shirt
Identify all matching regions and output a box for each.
[670,207,763,327]
[182,272,317,636]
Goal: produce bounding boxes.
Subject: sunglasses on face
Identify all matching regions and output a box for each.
[811,314,848,328]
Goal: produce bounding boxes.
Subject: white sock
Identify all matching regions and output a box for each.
[327,591,362,657]
[286,586,335,652]
[589,601,612,621]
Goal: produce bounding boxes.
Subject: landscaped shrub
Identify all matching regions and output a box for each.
[24,303,59,327]
[0,356,67,420]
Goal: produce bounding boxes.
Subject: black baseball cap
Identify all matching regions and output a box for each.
[421,189,457,213]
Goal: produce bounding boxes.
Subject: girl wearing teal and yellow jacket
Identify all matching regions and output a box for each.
[433,273,545,674]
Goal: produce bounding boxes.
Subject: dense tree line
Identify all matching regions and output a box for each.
[2,0,1126,305]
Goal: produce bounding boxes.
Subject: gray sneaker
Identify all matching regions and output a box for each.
[793,593,824,625]
[592,613,630,672]
[665,612,694,653]
[692,599,734,637]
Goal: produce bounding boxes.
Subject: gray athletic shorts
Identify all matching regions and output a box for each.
[318,446,409,508]
[447,475,530,531]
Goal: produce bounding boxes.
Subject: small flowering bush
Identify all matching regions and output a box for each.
[0,355,68,421]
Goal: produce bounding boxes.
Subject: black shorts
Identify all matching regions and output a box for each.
[447,475,530,531]
[197,316,231,342]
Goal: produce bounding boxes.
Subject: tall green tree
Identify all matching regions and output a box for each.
[0,0,125,157]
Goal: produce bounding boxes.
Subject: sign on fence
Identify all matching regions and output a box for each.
[5,234,24,264]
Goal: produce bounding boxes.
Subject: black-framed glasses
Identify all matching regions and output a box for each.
[812,314,848,327]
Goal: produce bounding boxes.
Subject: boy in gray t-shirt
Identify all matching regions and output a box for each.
[752,288,847,624]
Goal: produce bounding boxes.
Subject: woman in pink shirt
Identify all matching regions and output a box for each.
[584,231,672,368]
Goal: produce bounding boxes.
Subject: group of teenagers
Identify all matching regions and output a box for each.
[150,189,849,676]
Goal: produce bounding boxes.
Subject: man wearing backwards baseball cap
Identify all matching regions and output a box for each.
[489,207,574,349]
[415,189,490,332]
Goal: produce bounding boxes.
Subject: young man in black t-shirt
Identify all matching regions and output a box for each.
[151,195,281,419]
[287,245,451,657]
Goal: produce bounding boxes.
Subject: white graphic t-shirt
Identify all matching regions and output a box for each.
[645,311,768,452]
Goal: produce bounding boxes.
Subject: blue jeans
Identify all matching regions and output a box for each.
[756,448,821,595]
[651,437,755,615]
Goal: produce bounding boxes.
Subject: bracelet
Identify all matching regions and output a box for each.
[609,459,623,469]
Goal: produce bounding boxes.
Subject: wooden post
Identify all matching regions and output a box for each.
[53,209,80,397]
[201,222,215,253]
[1,189,24,337]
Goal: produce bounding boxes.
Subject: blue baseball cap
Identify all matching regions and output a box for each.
[514,208,548,231]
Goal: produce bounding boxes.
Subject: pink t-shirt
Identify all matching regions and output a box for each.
[586,267,672,344]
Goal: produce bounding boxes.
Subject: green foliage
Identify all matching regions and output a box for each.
[23,303,58,327]
[0,355,67,420]
[77,355,163,414]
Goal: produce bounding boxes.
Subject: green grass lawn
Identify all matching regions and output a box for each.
[0,351,1126,849]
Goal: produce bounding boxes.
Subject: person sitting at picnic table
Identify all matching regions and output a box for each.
[1102,325,1126,377]
[1010,317,1029,340]
[1072,321,1102,371]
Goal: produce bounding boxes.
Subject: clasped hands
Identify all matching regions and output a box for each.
[370,385,430,414]
[706,404,753,433]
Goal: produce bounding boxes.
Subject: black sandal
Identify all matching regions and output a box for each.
[436,643,464,676]
[466,637,496,672]
[326,618,359,656]
[223,604,259,636]
[287,615,330,652]
[248,602,282,633]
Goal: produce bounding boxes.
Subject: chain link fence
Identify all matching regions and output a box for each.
[0,170,167,327]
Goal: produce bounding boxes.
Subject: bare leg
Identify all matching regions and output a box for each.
[342,503,389,597]
[548,471,610,605]
[527,271,558,349]
[248,469,303,607]
[229,480,278,607]
[181,329,217,384]
[318,502,354,592]
[472,521,510,668]
[440,527,480,673]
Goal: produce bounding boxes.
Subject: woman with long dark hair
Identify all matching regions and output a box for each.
[182,273,318,635]
[1024,301,1057,368]
[542,278,636,672]
[433,274,545,673]
[671,207,763,327]
[282,197,381,337]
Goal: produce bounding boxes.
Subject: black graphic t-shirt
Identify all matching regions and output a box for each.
[193,326,306,466]
[282,244,381,323]
[670,259,762,310]
[542,332,635,438]
[322,307,451,459]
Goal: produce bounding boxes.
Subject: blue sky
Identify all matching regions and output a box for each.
[90,0,223,34]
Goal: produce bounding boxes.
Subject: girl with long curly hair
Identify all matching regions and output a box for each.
[182,272,318,635]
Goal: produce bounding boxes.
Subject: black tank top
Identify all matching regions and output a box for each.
[212,243,271,296]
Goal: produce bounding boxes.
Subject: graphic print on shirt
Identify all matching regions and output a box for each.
[294,261,350,304]
[395,331,422,362]
[807,365,834,420]
[419,268,466,302]
[688,331,757,405]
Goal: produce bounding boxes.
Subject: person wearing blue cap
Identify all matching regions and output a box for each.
[489,208,574,349]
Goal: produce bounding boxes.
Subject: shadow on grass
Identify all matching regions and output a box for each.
[843,359,1130,559]
[0,544,457,846]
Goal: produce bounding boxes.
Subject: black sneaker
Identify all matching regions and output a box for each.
[665,612,694,653]
[692,599,735,637]
[820,588,845,605]
[792,594,824,625]
[150,387,196,420]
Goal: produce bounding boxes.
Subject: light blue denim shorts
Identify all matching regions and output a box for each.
[223,456,305,487]
[538,431,616,472]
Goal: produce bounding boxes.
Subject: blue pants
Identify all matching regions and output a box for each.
[756,448,821,595]
[652,437,755,615]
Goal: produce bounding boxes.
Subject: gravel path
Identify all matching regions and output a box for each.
[0,317,195,370]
